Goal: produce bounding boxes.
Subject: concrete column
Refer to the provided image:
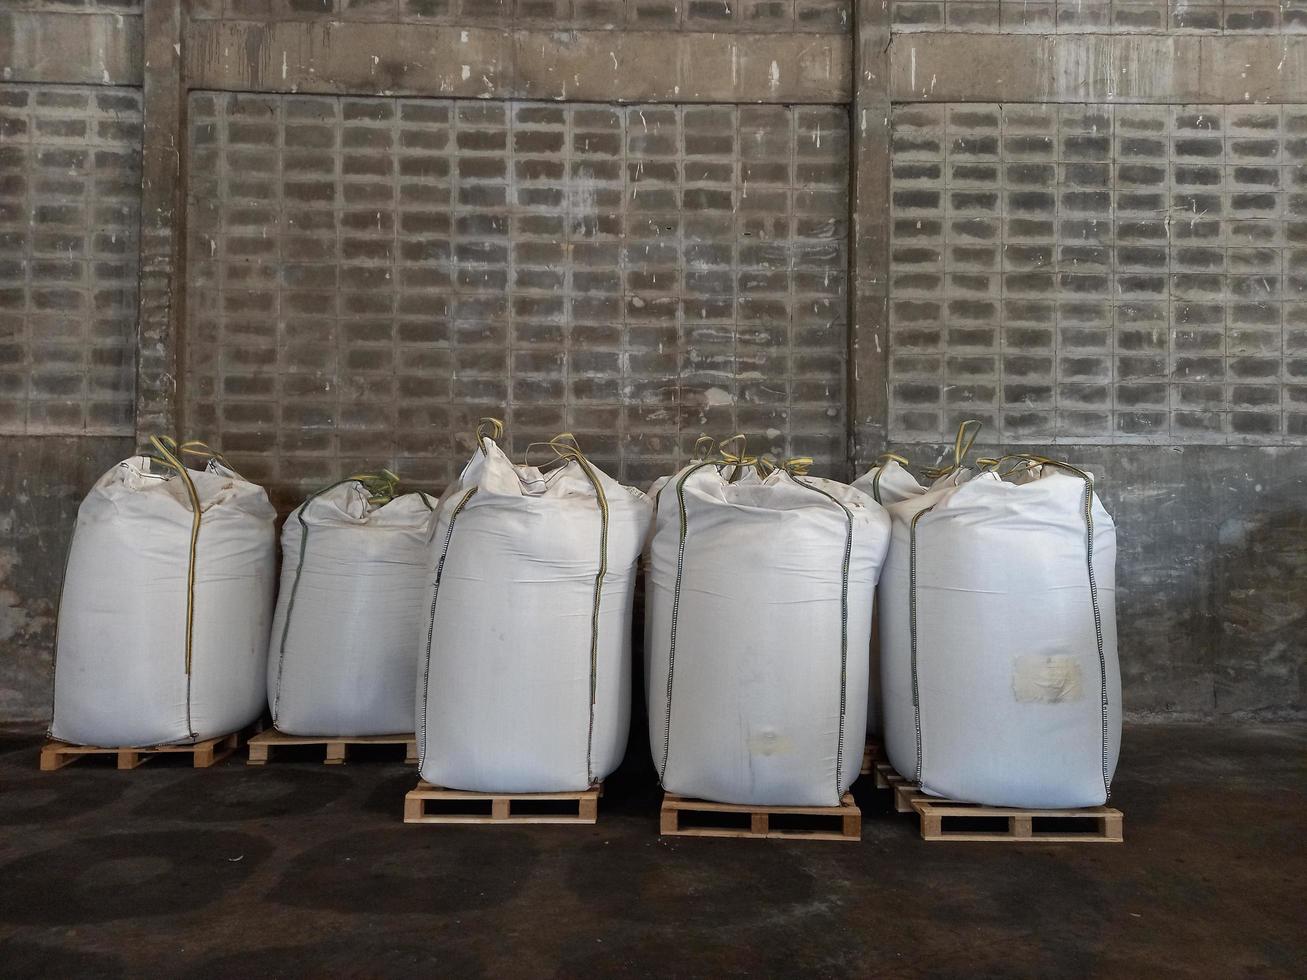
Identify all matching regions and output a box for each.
[135,0,187,442]
[847,0,891,473]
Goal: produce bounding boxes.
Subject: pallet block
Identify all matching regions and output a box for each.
[660,793,861,842]
[40,731,242,771]
[403,781,601,825]
[246,729,417,766]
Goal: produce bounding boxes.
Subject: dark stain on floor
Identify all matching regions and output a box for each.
[0,723,1302,978]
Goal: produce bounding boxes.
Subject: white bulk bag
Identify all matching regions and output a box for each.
[418,432,653,792]
[646,462,891,807]
[879,461,1121,808]
[268,480,438,737]
[51,444,276,747]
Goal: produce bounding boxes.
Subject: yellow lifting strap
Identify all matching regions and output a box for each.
[475,417,504,454]
[690,434,815,480]
[540,432,611,781]
[336,469,404,505]
[148,435,203,677]
[517,432,611,737]
[176,439,233,472]
[867,451,912,504]
[715,433,759,483]
[974,453,1037,480]
[1013,453,1095,485]
[923,419,982,480]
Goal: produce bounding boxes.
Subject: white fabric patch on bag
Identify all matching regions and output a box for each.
[1012,655,1084,704]
[745,731,795,757]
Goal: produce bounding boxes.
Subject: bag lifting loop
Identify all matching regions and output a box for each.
[923,419,983,481]
[869,452,911,504]
[539,434,610,785]
[475,416,504,454]
[148,436,203,681]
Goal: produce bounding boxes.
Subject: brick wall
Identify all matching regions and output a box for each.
[0,84,143,436]
[186,92,848,497]
[888,102,1307,446]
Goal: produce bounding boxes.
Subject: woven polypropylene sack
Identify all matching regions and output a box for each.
[879,466,1122,808]
[417,439,653,792]
[268,484,439,737]
[646,465,891,807]
[51,456,276,747]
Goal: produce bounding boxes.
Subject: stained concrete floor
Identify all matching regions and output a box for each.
[0,722,1303,979]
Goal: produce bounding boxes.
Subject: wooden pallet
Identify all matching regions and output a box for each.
[873,761,925,813]
[40,731,243,771]
[660,793,861,842]
[912,797,1123,843]
[246,729,417,766]
[860,739,881,776]
[873,762,1123,843]
[403,780,601,825]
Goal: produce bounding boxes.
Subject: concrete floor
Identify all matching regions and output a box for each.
[0,723,1303,978]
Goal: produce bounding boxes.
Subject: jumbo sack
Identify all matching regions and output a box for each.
[51,439,275,747]
[268,474,438,737]
[646,455,891,807]
[417,424,653,792]
[878,457,1122,808]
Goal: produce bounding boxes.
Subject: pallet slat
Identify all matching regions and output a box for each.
[660,793,861,841]
[40,731,242,771]
[403,780,601,825]
[246,729,417,766]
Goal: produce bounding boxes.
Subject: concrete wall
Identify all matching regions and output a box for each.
[0,0,1302,722]
[186,93,849,494]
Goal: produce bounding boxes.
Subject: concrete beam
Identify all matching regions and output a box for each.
[889,33,1307,105]
[136,0,187,441]
[0,11,143,87]
[185,20,851,104]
